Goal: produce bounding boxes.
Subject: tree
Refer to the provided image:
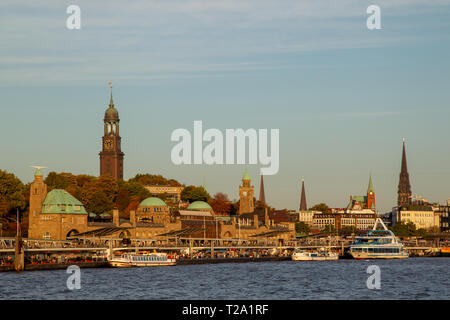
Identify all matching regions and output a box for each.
[323,224,335,233]
[295,221,310,235]
[128,174,181,187]
[85,191,113,215]
[209,192,231,215]
[126,182,151,199]
[389,221,417,237]
[96,175,119,203]
[0,169,27,217]
[45,172,77,191]
[181,185,211,203]
[310,203,331,213]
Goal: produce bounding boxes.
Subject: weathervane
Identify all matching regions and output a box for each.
[30,166,47,170]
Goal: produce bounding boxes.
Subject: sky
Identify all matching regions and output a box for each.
[1,0,450,213]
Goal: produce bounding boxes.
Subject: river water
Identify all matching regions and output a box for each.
[0,258,448,300]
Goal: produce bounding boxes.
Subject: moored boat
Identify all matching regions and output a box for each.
[292,249,339,261]
[108,252,177,267]
[349,218,408,259]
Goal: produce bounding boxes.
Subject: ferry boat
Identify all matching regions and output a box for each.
[108,252,177,267]
[292,248,339,261]
[349,218,408,259]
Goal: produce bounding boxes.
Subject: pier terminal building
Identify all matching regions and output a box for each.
[27,169,296,243]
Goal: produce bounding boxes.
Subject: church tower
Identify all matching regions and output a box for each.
[398,138,412,206]
[239,170,254,215]
[366,174,375,210]
[99,82,124,179]
[28,167,48,239]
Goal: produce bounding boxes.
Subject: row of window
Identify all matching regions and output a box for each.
[130,255,166,262]
[352,247,402,253]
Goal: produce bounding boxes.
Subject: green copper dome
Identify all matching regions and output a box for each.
[187,201,212,211]
[41,189,87,215]
[34,168,43,176]
[242,169,250,181]
[139,197,168,207]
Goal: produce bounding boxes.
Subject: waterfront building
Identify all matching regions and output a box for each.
[344,174,376,213]
[144,185,184,203]
[27,169,295,242]
[28,168,89,239]
[311,175,377,231]
[313,212,376,231]
[398,138,412,206]
[99,83,124,179]
[392,205,440,230]
[239,170,254,215]
[436,204,450,232]
[297,210,318,227]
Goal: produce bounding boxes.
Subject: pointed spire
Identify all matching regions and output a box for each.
[108,81,114,108]
[367,173,374,194]
[299,177,307,211]
[398,138,412,206]
[259,175,266,206]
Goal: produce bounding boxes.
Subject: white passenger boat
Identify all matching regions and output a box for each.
[349,218,408,259]
[292,249,339,261]
[108,252,177,267]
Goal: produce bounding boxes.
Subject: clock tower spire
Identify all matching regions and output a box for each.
[99,82,124,179]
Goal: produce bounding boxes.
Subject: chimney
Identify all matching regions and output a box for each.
[113,209,119,226]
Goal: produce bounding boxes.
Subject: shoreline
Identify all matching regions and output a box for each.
[0,255,447,272]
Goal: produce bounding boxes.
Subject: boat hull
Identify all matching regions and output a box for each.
[109,261,176,267]
[292,252,339,261]
[292,256,339,261]
[350,252,409,259]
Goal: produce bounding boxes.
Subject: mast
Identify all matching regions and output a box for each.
[14,209,24,272]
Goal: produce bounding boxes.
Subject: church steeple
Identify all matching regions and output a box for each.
[99,82,124,179]
[366,174,375,210]
[367,174,374,194]
[109,82,114,108]
[299,177,307,211]
[259,175,266,206]
[397,138,412,207]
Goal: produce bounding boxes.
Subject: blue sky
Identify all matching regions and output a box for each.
[1,0,450,212]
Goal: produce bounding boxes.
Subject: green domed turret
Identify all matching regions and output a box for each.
[242,169,250,181]
[139,197,168,207]
[187,201,212,211]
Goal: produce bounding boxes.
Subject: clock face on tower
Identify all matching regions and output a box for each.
[104,139,114,150]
